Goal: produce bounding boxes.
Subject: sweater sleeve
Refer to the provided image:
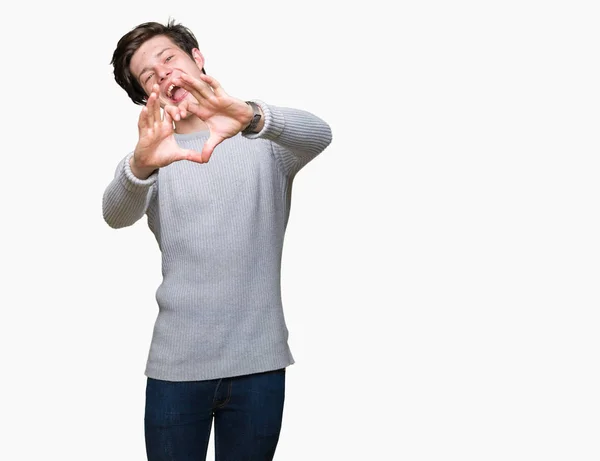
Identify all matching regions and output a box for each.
[102,151,158,229]
[243,101,333,177]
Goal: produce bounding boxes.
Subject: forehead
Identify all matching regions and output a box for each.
[130,35,179,77]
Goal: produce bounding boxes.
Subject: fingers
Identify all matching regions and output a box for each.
[181,149,204,164]
[201,135,223,163]
[165,102,194,121]
[146,92,157,127]
[163,104,180,122]
[173,73,215,102]
[178,101,189,119]
[163,108,174,128]
[180,100,206,120]
[138,106,149,134]
[176,137,221,165]
[199,73,226,97]
[151,84,161,123]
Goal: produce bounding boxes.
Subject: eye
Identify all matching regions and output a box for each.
[145,73,154,84]
[165,55,174,62]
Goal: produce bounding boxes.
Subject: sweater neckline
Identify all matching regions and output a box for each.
[174,130,210,142]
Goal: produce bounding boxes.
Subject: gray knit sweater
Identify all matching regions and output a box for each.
[102,101,332,381]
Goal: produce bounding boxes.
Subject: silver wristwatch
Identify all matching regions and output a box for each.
[241,101,262,134]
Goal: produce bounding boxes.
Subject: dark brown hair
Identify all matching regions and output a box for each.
[111,19,205,105]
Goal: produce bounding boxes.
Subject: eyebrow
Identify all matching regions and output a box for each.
[137,47,173,82]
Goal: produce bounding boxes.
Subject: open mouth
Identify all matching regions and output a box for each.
[166,84,187,102]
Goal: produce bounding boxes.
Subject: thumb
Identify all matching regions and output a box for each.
[181,148,204,164]
[201,135,223,163]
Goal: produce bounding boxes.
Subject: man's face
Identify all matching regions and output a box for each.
[129,35,205,107]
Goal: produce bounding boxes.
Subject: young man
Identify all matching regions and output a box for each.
[103,19,332,461]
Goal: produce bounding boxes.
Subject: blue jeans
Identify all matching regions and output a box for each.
[144,368,286,461]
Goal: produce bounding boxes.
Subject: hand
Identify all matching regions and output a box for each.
[131,84,204,179]
[170,73,254,163]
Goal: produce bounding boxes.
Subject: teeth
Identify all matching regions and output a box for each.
[167,84,175,98]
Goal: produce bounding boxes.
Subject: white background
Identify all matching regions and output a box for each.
[1,0,599,460]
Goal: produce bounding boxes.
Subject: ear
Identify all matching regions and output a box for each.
[192,48,205,70]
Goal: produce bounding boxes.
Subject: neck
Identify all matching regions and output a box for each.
[174,114,209,134]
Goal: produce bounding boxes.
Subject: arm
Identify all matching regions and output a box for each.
[244,101,333,177]
[171,74,332,169]
[103,83,207,229]
[102,152,157,229]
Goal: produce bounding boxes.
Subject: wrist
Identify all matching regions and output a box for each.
[130,155,156,180]
[242,101,264,134]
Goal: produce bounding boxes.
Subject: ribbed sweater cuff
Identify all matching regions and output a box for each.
[119,152,158,192]
[243,101,285,141]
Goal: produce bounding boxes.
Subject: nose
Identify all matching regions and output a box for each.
[157,67,171,83]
